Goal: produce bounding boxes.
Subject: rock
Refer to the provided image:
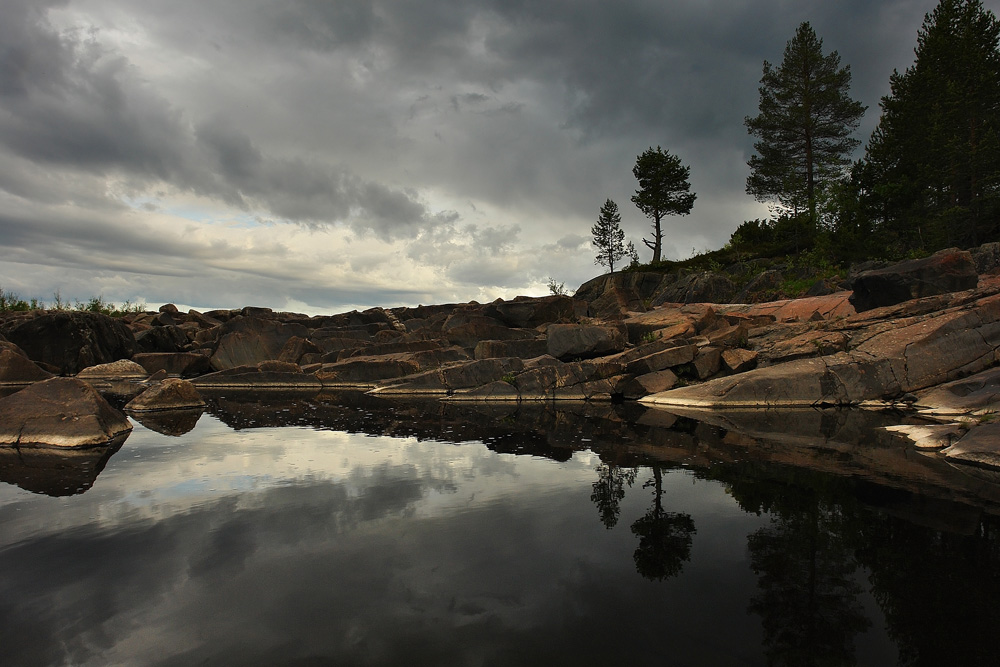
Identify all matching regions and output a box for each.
[125,378,206,412]
[210,316,310,370]
[372,358,525,395]
[623,344,697,375]
[490,295,577,327]
[131,352,213,377]
[589,287,644,320]
[915,367,1000,416]
[690,347,722,380]
[971,241,1000,274]
[765,331,848,363]
[2,311,136,375]
[315,356,424,387]
[193,361,323,389]
[547,324,627,361]
[736,269,784,302]
[574,271,669,304]
[445,318,534,349]
[159,303,179,314]
[135,325,190,353]
[942,423,1000,468]
[277,336,322,364]
[0,378,132,447]
[618,370,679,400]
[0,344,53,385]
[474,339,549,360]
[127,409,202,436]
[652,272,735,305]
[705,322,750,348]
[77,359,149,379]
[721,348,758,374]
[884,424,965,449]
[849,248,978,312]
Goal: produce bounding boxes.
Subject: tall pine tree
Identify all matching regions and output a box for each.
[746,22,866,228]
[862,0,1000,253]
[631,147,696,263]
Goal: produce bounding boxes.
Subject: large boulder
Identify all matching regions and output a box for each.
[131,352,214,377]
[0,377,132,447]
[546,324,627,361]
[488,295,578,328]
[210,316,310,370]
[849,248,978,312]
[125,378,206,412]
[2,311,136,375]
[651,272,736,305]
[0,342,53,385]
[135,324,190,353]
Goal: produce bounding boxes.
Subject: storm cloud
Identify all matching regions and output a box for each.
[0,0,992,312]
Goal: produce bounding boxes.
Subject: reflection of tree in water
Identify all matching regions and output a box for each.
[630,464,696,581]
[747,502,870,666]
[591,463,637,529]
[858,513,1000,667]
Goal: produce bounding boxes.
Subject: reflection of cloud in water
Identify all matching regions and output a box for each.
[0,462,763,666]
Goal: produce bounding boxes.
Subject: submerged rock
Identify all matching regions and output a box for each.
[0,378,132,447]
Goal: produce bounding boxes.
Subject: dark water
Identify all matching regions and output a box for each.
[2,392,1000,666]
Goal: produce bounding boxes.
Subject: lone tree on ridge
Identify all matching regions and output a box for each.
[631,147,696,263]
[592,198,627,273]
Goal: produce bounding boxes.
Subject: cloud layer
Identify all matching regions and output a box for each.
[0,0,991,312]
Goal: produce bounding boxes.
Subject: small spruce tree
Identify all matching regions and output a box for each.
[592,198,627,273]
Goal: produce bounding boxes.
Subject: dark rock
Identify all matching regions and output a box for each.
[2,311,136,375]
[128,409,202,436]
[0,343,53,385]
[125,378,206,411]
[721,349,758,374]
[131,352,213,377]
[971,242,1000,274]
[736,270,783,303]
[277,336,323,364]
[210,317,310,370]
[651,272,735,305]
[491,295,577,328]
[618,370,679,400]
[849,249,978,312]
[135,324,190,353]
[474,339,549,360]
[373,358,525,395]
[158,303,179,314]
[623,345,697,375]
[193,362,322,388]
[547,324,627,361]
[0,377,132,447]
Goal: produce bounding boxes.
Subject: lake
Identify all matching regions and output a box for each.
[2,391,999,666]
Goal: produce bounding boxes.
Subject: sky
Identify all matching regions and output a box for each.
[2,0,997,314]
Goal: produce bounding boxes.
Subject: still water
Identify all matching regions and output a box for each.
[2,392,999,666]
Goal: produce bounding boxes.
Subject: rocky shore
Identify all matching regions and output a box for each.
[4,245,1000,472]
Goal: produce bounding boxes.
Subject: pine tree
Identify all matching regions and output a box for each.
[745,22,866,227]
[862,0,1000,253]
[631,147,696,263]
[592,198,627,273]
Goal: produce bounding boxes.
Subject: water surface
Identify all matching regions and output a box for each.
[2,392,999,666]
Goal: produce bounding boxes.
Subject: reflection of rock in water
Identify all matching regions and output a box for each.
[128,408,203,436]
[0,435,127,496]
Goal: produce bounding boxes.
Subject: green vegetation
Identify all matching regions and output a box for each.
[613,1,1000,282]
[745,22,866,229]
[0,287,147,317]
[592,198,628,273]
[631,146,696,263]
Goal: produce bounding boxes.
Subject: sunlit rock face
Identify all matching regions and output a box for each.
[0,377,132,447]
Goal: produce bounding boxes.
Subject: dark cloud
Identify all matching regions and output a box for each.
[0,0,997,310]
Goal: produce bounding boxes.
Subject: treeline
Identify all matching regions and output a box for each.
[593,0,1000,275]
[732,0,1000,265]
